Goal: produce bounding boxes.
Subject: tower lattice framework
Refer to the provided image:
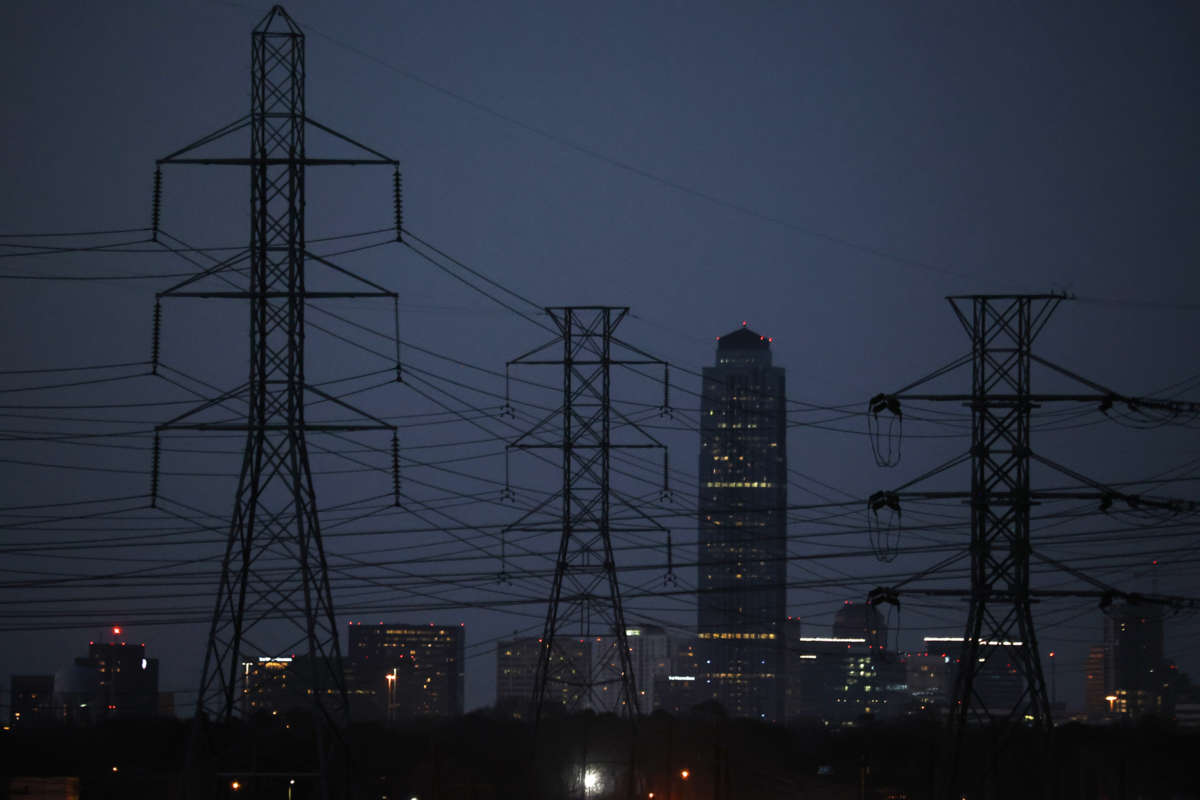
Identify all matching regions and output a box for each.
[867,293,1200,798]
[947,295,1057,733]
[152,3,400,748]
[506,307,668,725]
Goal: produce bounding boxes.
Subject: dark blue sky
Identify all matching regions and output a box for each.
[2,1,1198,713]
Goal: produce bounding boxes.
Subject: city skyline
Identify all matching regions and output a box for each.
[1,0,1198,734]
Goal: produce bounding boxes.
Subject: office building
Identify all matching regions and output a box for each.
[242,656,303,716]
[922,636,1023,715]
[597,624,673,712]
[81,631,159,720]
[1104,602,1168,716]
[9,675,55,727]
[496,636,590,719]
[1083,644,1110,719]
[833,601,888,651]
[786,636,903,723]
[346,622,465,719]
[655,636,704,715]
[495,626,674,717]
[52,661,101,725]
[697,324,787,721]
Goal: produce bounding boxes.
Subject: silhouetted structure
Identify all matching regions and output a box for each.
[241,656,301,717]
[345,622,465,719]
[833,600,888,651]
[505,306,668,725]
[150,6,403,795]
[84,639,160,720]
[697,324,787,722]
[1084,644,1110,719]
[494,625,673,717]
[9,675,54,727]
[866,294,1200,797]
[1104,602,1169,716]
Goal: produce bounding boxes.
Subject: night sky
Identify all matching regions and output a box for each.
[2,1,1199,715]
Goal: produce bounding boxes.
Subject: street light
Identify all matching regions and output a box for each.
[386,669,397,724]
[1048,651,1057,706]
[680,769,689,780]
[584,769,601,794]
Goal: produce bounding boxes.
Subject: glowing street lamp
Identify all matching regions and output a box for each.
[1106,694,1118,713]
[679,769,689,781]
[386,669,397,724]
[583,769,601,794]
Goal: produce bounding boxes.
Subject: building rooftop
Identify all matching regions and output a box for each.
[716,324,771,351]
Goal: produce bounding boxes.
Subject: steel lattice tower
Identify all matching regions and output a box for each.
[867,293,1200,798]
[152,7,400,795]
[506,307,668,725]
[197,5,348,730]
[946,295,1058,738]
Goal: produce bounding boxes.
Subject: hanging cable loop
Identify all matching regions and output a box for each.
[867,490,902,562]
[867,393,903,467]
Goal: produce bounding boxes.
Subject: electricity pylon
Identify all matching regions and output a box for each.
[150,6,401,797]
[866,293,1200,798]
[505,307,669,725]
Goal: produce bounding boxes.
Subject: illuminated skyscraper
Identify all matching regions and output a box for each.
[697,324,787,721]
[241,656,301,716]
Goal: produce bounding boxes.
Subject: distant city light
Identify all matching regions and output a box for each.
[924,636,1023,646]
[680,769,690,780]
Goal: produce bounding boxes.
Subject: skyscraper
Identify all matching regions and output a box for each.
[1103,603,1168,716]
[84,633,159,720]
[833,600,888,651]
[697,324,787,721]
